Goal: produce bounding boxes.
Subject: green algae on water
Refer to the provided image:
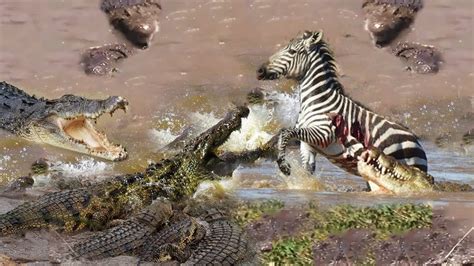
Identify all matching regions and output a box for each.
[262,203,433,265]
[233,200,285,226]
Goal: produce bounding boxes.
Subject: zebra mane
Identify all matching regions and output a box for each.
[310,40,376,113]
[310,40,344,92]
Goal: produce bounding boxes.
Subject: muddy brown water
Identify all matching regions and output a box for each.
[0,0,473,264]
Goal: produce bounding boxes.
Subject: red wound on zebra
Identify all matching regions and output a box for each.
[328,113,371,148]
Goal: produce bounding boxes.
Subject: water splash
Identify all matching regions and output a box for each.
[193,178,237,199]
[149,128,181,149]
[48,158,111,177]
[221,105,275,152]
[0,155,11,171]
[31,158,113,187]
[150,90,300,152]
[282,156,326,191]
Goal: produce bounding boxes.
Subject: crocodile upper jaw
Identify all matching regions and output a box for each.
[25,99,129,161]
[357,148,433,194]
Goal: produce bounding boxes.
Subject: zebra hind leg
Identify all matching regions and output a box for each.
[300,142,316,174]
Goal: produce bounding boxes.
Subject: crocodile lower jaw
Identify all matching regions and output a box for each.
[357,149,433,194]
[56,115,127,161]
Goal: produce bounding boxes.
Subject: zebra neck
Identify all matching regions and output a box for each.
[298,48,341,103]
[298,48,344,112]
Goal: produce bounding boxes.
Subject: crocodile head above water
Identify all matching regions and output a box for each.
[0,82,128,161]
[358,147,434,193]
[362,0,423,47]
[101,0,161,48]
[393,42,442,74]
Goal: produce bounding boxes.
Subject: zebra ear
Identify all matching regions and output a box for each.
[303,31,323,51]
[302,31,313,39]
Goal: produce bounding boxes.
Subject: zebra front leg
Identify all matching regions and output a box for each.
[277,127,332,176]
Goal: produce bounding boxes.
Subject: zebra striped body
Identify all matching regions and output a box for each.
[257,31,427,185]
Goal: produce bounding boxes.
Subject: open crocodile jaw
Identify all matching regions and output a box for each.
[357,149,433,194]
[41,100,129,161]
[357,149,402,193]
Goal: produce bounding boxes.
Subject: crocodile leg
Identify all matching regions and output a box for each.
[151,243,192,263]
[138,215,206,263]
[183,219,251,265]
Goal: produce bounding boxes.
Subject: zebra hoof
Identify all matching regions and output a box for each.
[277,159,291,176]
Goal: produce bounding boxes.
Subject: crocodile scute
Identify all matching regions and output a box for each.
[0,189,92,235]
[184,219,251,265]
[70,200,172,260]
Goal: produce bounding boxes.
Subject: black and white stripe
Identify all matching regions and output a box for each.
[257,30,427,179]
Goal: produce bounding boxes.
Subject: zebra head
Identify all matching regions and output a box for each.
[257,30,324,80]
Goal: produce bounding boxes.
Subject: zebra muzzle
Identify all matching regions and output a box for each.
[256,65,267,80]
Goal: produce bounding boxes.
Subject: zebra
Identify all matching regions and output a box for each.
[256,30,427,190]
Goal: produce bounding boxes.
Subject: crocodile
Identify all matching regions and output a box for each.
[356,147,435,193]
[101,0,161,48]
[183,212,252,265]
[138,213,207,263]
[0,105,249,235]
[81,43,134,76]
[362,0,423,47]
[0,81,128,161]
[392,41,442,74]
[70,200,173,260]
[139,205,253,265]
[331,113,473,193]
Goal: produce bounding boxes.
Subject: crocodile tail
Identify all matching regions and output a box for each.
[0,189,92,236]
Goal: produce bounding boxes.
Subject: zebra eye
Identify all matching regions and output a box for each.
[288,49,297,55]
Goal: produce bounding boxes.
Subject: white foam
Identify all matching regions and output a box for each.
[49,158,111,177]
[0,155,11,171]
[220,105,274,152]
[193,177,237,199]
[149,128,181,149]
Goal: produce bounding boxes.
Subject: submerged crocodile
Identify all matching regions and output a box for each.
[0,82,128,161]
[0,105,249,235]
[101,0,161,48]
[362,0,423,47]
[392,41,442,74]
[331,114,473,193]
[81,43,134,76]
